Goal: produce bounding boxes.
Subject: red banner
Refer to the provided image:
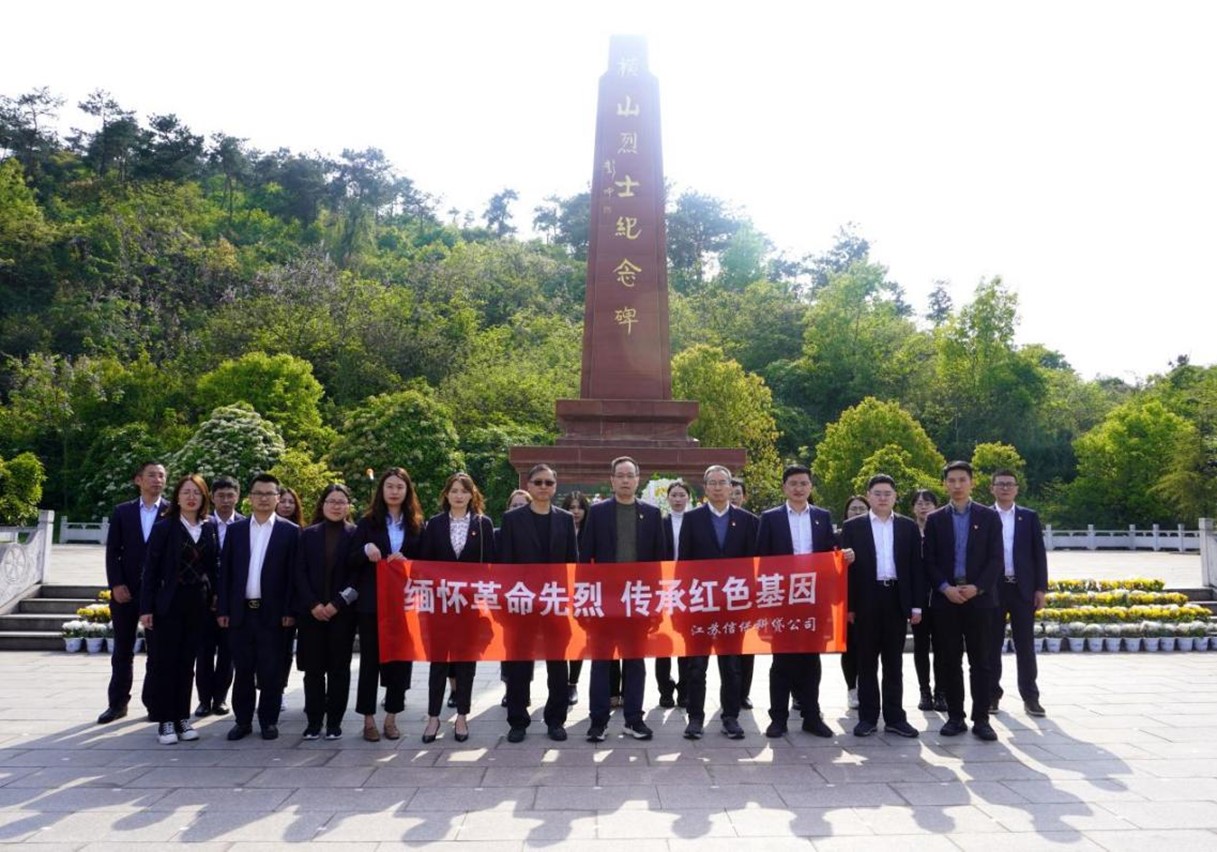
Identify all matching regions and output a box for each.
[376,553,846,662]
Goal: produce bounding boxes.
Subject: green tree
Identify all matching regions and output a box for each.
[970,441,1027,498]
[326,386,464,510]
[1066,400,1200,526]
[196,351,330,449]
[483,188,519,238]
[170,403,286,488]
[666,191,742,293]
[79,422,168,518]
[849,444,937,511]
[672,344,783,507]
[812,397,945,513]
[0,452,45,525]
[267,447,343,518]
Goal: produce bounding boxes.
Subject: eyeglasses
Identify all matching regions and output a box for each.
[992,482,1018,488]
[323,499,350,507]
[249,491,280,498]
[530,479,556,487]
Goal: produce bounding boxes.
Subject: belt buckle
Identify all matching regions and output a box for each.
[879,579,896,587]
[246,598,261,609]
[953,578,968,587]
[1004,576,1018,584]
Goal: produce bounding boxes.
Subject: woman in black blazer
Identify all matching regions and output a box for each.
[350,467,425,742]
[140,473,221,745]
[419,472,496,743]
[294,483,359,740]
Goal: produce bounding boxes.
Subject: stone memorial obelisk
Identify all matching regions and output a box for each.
[510,36,746,486]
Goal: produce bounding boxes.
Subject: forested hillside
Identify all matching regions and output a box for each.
[1,88,1214,525]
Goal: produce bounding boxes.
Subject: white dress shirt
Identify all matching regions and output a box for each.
[139,499,161,541]
[869,510,896,581]
[997,503,1017,577]
[245,513,276,599]
[785,502,813,555]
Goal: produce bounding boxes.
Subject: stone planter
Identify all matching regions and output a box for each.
[1143,637,1160,651]
[1066,637,1085,652]
[63,637,83,653]
[1044,637,1062,653]
[1086,637,1105,652]
[1177,637,1195,651]
[85,637,104,653]
[1160,636,1176,651]
[1103,637,1122,652]
[1124,637,1143,652]
[1192,636,1209,651]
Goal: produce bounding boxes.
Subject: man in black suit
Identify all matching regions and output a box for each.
[841,474,923,738]
[677,465,759,740]
[195,474,242,719]
[217,473,298,741]
[923,461,1003,741]
[581,456,665,743]
[727,477,757,709]
[499,463,580,743]
[98,461,168,724]
[988,469,1049,717]
[757,464,847,738]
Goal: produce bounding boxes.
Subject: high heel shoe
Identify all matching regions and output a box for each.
[453,719,469,743]
[421,718,440,744]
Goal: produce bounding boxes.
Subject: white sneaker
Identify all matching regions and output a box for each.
[176,719,199,741]
[157,721,179,744]
[847,688,860,710]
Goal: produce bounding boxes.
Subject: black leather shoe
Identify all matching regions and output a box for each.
[659,688,675,709]
[972,722,998,741]
[547,725,567,742]
[507,727,526,743]
[764,721,788,738]
[933,693,948,713]
[939,718,968,737]
[211,702,230,716]
[261,725,279,741]
[740,697,754,710]
[97,705,128,725]
[853,720,878,737]
[227,724,252,741]
[683,718,704,740]
[194,703,211,718]
[721,717,745,739]
[801,717,834,738]
[885,720,920,738]
[917,690,934,711]
[1024,699,1046,717]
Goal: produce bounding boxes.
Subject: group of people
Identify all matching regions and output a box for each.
[97,454,1047,747]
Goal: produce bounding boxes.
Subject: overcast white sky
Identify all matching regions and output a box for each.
[5,1,1214,381]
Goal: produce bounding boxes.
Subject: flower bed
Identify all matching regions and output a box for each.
[1032,578,1216,652]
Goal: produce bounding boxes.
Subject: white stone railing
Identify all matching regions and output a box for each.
[59,517,110,544]
[0,510,54,613]
[1043,524,1200,552]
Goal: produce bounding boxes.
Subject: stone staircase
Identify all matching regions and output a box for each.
[0,584,106,651]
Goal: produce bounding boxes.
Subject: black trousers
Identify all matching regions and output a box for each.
[932,596,993,724]
[991,582,1040,703]
[297,609,357,728]
[682,653,742,721]
[355,612,411,716]
[281,624,296,691]
[229,608,286,729]
[505,660,569,729]
[840,622,857,689]
[428,661,475,716]
[768,652,822,722]
[854,585,909,726]
[739,654,755,699]
[195,606,232,708]
[147,585,209,723]
[108,598,152,711]
[912,606,944,694]
[567,659,582,684]
[654,657,674,691]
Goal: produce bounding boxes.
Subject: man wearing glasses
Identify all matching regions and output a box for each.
[581,456,665,742]
[217,473,299,741]
[988,469,1048,718]
[499,464,579,743]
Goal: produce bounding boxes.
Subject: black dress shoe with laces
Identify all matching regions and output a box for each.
[972,721,998,741]
[227,723,252,741]
[97,705,127,725]
[939,718,968,736]
[1024,699,1046,717]
[194,703,211,718]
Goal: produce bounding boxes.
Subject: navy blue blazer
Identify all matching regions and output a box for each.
[841,513,923,618]
[419,512,497,563]
[922,502,1003,608]
[218,515,300,626]
[294,520,359,617]
[662,515,678,561]
[581,498,665,563]
[677,504,759,560]
[994,504,1049,602]
[755,504,838,556]
[105,497,170,593]
[347,515,423,615]
[498,505,578,564]
[139,517,221,618]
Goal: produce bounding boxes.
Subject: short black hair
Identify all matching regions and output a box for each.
[249,472,280,491]
[610,456,639,475]
[991,468,1019,483]
[527,463,555,479]
[781,464,812,484]
[211,475,240,493]
[866,474,897,491]
[942,460,973,480]
[730,478,746,494]
[135,460,164,476]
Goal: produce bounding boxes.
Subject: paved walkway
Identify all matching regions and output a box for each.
[0,549,1213,848]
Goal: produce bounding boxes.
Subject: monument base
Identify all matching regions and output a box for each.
[554,398,701,447]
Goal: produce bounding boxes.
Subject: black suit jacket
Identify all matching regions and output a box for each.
[922,502,1003,608]
[677,504,759,560]
[841,513,923,618]
[218,516,300,626]
[105,497,170,593]
[755,504,838,556]
[294,520,360,617]
[581,498,665,563]
[995,504,1049,602]
[498,505,578,564]
[419,512,497,563]
[139,517,221,618]
[347,515,423,614]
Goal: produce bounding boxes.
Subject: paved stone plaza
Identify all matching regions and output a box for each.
[1,547,1214,849]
